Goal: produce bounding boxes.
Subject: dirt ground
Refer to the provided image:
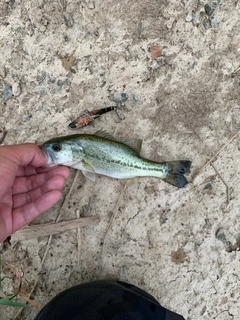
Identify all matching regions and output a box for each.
[1,0,240,319]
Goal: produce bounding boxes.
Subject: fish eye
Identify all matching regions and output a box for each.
[52,144,62,152]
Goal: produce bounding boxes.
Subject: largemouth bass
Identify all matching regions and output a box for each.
[40,132,191,188]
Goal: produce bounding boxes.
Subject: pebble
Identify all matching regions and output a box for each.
[156,56,167,67]
[63,12,74,28]
[121,92,129,101]
[113,92,129,107]
[12,82,21,96]
[166,17,175,29]
[88,1,95,9]
[0,65,6,78]
[205,2,218,16]
[203,20,211,30]
[192,11,200,26]
[222,61,234,75]
[3,83,12,100]
[186,12,193,22]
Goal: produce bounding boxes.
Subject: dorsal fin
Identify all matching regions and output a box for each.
[94,130,114,140]
[94,130,142,154]
[123,139,142,154]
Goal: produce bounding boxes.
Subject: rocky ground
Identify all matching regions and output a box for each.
[0,0,240,319]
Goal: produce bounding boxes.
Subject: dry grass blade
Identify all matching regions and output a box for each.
[76,210,81,267]
[18,292,40,310]
[232,65,240,76]
[6,263,22,291]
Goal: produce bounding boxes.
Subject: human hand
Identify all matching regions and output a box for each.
[0,143,70,242]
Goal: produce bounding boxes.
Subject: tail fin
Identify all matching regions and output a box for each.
[162,160,191,188]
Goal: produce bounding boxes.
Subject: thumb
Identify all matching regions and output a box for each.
[0,143,47,168]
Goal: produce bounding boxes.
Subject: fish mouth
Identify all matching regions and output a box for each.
[39,146,58,167]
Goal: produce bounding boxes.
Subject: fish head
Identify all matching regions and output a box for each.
[39,136,85,167]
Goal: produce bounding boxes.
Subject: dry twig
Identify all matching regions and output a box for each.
[232,65,240,76]
[11,216,99,242]
[76,210,81,267]
[0,130,8,145]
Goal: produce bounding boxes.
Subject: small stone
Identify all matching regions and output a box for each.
[222,61,234,75]
[156,56,167,67]
[63,12,74,28]
[150,45,162,59]
[12,82,21,96]
[0,65,6,78]
[41,18,49,26]
[64,35,69,42]
[59,0,67,10]
[205,2,218,16]
[88,0,95,9]
[185,12,193,22]
[3,83,12,100]
[166,17,175,29]
[113,92,128,107]
[48,76,56,83]
[121,92,128,101]
[203,19,211,30]
[113,96,121,104]
[192,11,200,26]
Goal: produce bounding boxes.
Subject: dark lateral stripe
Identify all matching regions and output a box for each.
[87,153,167,173]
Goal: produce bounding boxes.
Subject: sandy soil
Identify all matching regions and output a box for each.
[1,0,240,319]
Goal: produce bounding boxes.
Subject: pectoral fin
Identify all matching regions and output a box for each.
[82,161,96,181]
[72,160,96,181]
[81,170,96,181]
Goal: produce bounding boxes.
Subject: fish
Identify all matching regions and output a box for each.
[39,132,191,188]
[68,106,122,129]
